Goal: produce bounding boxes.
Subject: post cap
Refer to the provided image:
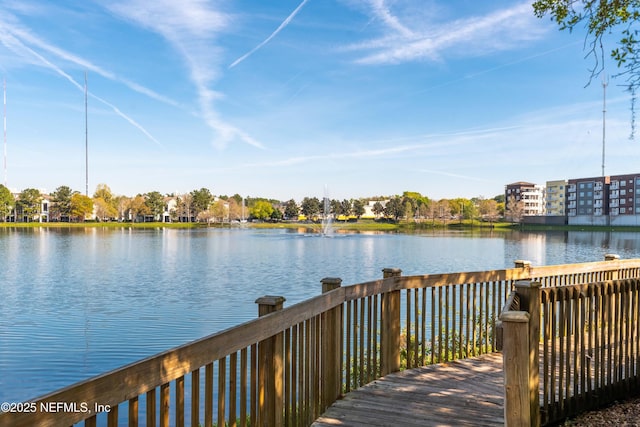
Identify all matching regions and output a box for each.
[255,295,286,306]
[382,268,402,278]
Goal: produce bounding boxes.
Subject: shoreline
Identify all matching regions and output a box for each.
[2,220,640,232]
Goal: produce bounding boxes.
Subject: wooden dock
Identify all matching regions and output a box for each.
[312,353,504,427]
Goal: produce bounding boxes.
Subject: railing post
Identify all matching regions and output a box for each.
[255,295,286,427]
[321,277,343,411]
[381,268,402,376]
[514,260,532,280]
[605,254,620,280]
[514,281,541,427]
[501,310,531,427]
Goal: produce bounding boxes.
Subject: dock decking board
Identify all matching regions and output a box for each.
[312,353,504,427]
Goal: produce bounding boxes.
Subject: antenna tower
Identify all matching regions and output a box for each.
[602,75,607,177]
[3,77,6,187]
[85,72,88,196]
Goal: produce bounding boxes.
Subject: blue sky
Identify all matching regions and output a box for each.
[1,0,639,202]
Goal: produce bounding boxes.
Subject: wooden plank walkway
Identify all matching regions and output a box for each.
[312,353,504,427]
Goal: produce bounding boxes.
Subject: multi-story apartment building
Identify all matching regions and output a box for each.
[608,173,640,225]
[564,172,640,225]
[505,182,545,216]
[545,179,567,216]
[566,175,610,225]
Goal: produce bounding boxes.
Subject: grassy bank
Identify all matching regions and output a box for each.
[3,220,638,233]
[0,220,508,232]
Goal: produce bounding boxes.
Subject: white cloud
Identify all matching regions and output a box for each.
[0,13,180,107]
[106,0,263,149]
[347,2,548,65]
[0,29,161,145]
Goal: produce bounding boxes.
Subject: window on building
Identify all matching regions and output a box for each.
[621,189,627,196]
[621,207,627,214]
[622,180,627,186]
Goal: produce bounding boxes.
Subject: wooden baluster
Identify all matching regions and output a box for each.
[175,376,184,427]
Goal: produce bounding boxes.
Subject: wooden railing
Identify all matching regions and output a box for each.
[501,255,640,426]
[4,256,640,427]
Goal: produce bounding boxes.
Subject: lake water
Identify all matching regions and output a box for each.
[2,227,640,404]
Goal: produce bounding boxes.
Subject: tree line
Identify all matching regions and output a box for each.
[0,184,505,224]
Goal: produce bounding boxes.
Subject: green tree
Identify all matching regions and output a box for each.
[340,199,352,217]
[210,199,228,222]
[270,207,283,221]
[0,184,15,221]
[94,197,117,221]
[50,185,75,222]
[301,197,321,218]
[449,198,476,222]
[145,191,165,221]
[384,196,405,222]
[190,188,213,218]
[70,193,94,222]
[284,199,299,219]
[372,201,385,218]
[329,199,340,216]
[128,195,150,222]
[403,199,415,221]
[18,188,42,222]
[533,0,640,136]
[93,183,114,205]
[250,200,274,220]
[352,199,365,218]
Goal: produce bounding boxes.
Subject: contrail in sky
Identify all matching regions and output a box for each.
[0,31,161,145]
[229,0,309,68]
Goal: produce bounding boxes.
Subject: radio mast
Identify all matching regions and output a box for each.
[3,77,6,187]
[602,75,607,177]
[85,72,88,196]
